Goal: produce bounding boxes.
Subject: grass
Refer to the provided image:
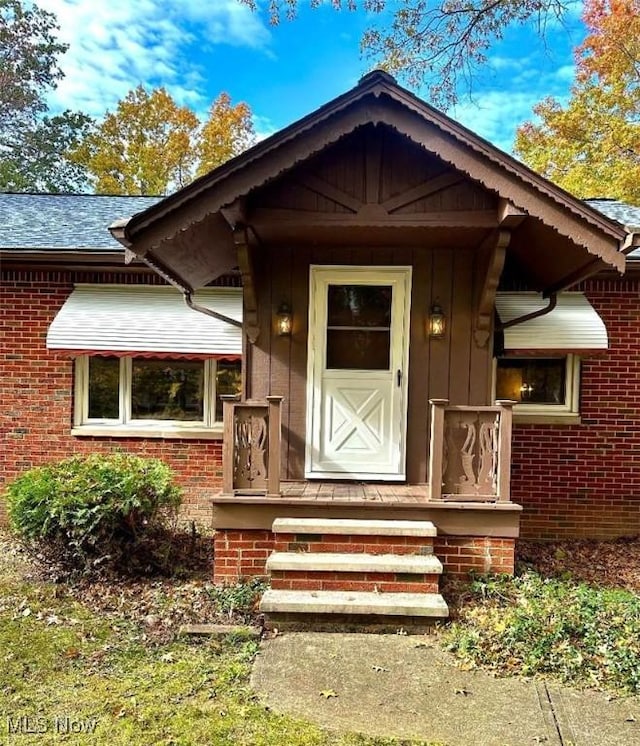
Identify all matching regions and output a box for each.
[4,527,640,745]
[0,533,436,746]
[444,571,640,693]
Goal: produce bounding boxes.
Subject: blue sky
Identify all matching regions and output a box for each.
[38,0,586,153]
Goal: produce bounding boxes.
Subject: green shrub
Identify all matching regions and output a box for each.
[5,453,182,576]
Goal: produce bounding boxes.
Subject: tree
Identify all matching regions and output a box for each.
[73,87,256,195]
[0,0,91,192]
[197,92,255,177]
[514,0,640,203]
[72,86,200,195]
[241,0,568,107]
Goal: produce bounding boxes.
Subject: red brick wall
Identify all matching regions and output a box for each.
[4,269,639,541]
[434,537,515,576]
[212,530,515,584]
[0,269,223,526]
[513,277,640,540]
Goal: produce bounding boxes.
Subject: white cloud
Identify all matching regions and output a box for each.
[38,0,272,117]
[451,89,551,153]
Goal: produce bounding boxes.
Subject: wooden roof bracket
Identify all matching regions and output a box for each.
[473,229,511,348]
[233,226,260,343]
[497,199,527,228]
[221,200,261,344]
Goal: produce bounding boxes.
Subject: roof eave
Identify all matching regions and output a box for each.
[117,71,629,280]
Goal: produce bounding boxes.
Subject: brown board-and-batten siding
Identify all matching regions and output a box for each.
[247,244,492,483]
[243,123,497,482]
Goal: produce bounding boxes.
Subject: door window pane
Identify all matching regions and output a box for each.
[327,285,392,327]
[496,358,567,404]
[88,356,120,419]
[326,330,391,370]
[131,359,204,421]
[326,284,392,370]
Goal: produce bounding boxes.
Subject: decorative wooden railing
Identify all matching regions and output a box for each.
[428,399,514,502]
[221,395,283,496]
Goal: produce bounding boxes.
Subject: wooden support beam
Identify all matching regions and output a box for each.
[299,174,361,213]
[428,399,448,501]
[220,198,247,229]
[365,125,382,204]
[234,226,260,343]
[495,400,514,502]
[473,229,510,348]
[221,395,241,495]
[266,395,284,497]
[221,199,262,343]
[381,172,464,213]
[497,199,527,228]
[251,207,498,229]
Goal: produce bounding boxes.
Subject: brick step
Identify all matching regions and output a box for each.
[272,518,437,537]
[260,589,449,618]
[266,551,443,574]
[268,552,442,593]
[270,573,440,593]
[272,518,437,557]
[274,535,434,555]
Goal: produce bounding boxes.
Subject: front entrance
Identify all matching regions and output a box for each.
[305,266,412,480]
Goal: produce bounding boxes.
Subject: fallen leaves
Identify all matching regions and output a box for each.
[518,537,640,593]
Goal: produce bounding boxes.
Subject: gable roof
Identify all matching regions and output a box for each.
[585,199,640,260]
[120,72,625,244]
[109,70,636,295]
[0,193,161,252]
[585,198,640,231]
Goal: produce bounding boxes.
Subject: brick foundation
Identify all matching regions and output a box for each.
[212,529,515,584]
[212,530,273,584]
[433,537,515,575]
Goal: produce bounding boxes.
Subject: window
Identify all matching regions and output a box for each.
[495,355,580,420]
[74,355,241,436]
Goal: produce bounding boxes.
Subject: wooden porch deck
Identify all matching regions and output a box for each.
[212,479,522,536]
[279,480,428,504]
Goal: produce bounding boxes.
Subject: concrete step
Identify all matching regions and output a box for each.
[260,589,449,618]
[272,517,437,537]
[266,551,443,575]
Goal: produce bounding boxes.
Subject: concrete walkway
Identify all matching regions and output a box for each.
[251,632,640,745]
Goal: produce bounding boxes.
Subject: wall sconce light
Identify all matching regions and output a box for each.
[428,302,446,338]
[276,301,292,336]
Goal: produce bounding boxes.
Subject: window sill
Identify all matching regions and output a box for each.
[71,425,224,440]
[513,412,581,425]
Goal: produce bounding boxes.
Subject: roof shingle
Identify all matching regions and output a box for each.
[0,193,161,251]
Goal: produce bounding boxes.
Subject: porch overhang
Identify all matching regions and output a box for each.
[109,72,632,298]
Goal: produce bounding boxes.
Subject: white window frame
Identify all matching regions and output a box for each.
[493,354,581,424]
[73,356,230,439]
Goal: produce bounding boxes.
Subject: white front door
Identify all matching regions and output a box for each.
[305,266,412,480]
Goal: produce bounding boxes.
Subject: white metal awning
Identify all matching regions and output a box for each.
[46,285,243,358]
[495,292,608,352]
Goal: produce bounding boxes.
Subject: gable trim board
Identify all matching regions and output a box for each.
[110,72,637,296]
[46,285,243,359]
[495,292,607,353]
